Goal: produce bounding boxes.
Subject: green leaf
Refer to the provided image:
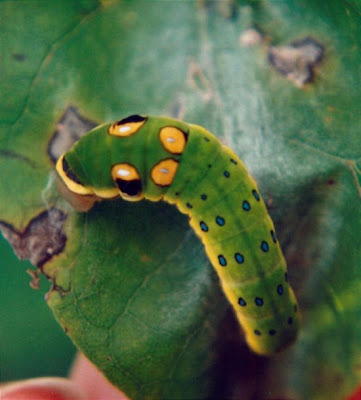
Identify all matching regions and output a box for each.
[1,1,360,399]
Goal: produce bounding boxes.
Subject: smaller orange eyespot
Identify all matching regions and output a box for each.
[108,114,146,137]
[111,163,140,181]
[150,159,179,187]
[159,126,187,154]
[111,163,143,201]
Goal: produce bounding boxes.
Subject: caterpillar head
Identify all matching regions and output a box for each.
[55,115,149,208]
[55,153,102,212]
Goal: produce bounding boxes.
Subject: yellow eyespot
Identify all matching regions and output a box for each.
[111,163,143,201]
[55,154,93,195]
[159,126,187,154]
[108,114,146,137]
[150,158,179,187]
[111,163,140,181]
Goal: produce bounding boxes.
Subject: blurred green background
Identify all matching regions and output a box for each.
[0,235,75,382]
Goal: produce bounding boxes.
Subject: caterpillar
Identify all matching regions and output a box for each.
[56,114,300,355]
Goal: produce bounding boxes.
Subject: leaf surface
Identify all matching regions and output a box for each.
[0,1,360,399]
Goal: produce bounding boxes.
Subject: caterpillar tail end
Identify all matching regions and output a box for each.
[237,303,301,356]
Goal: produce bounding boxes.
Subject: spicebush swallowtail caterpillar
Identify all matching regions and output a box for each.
[56,114,300,355]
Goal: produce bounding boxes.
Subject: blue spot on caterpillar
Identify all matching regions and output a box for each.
[234,253,244,264]
[55,114,300,355]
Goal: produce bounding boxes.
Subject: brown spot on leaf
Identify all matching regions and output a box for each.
[187,60,218,104]
[268,37,324,87]
[44,281,69,301]
[27,268,40,290]
[48,105,97,163]
[0,208,67,269]
[240,28,264,47]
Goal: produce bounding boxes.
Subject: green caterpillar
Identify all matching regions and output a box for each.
[56,114,300,355]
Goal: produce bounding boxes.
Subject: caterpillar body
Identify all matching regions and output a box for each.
[56,114,300,355]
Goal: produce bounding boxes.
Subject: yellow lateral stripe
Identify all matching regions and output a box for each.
[55,154,94,196]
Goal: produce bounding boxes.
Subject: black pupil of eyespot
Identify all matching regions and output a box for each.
[117,114,145,125]
[115,179,142,196]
